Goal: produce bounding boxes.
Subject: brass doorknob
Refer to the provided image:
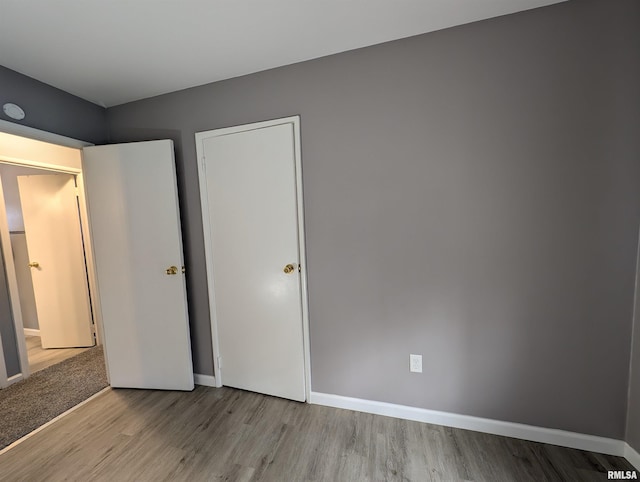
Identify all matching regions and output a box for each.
[28,261,40,268]
[165,266,178,275]
[283,263,296,274]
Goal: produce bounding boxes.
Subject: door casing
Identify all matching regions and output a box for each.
[195,116,312,401]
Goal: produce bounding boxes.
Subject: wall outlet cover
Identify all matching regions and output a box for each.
[410,354,422,373]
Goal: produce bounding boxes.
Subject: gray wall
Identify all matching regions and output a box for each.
[0,239,20,377]
[628,239,640,451]
[0,65,107,144]
[107,0,640,439]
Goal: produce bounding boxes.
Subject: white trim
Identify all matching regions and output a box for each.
[292,118,313,401]
[626,444,640,470]
[195,116,311,399]
[626,227,640,456]
[6,373,23,385]
[0,156,81,174]
[194,373,217,387]
[75,171,103,348]
[7,373,24,387]
[310,391,627,457]
[23,328,40,337]
[0,328,6,388]
[0,177,30,384]
[0,387,110,456]
[195,132,222,388]
[0,119,91,149]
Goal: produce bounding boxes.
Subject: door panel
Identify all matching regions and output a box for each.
[202,122,305,401]
[82,140,193,391]
[18,174,94,348]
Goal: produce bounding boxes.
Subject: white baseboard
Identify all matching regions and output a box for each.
[625,444,640,470]
[5,373,23,387]
[310,392,626,458]
[194,373,216,387]
[23,328,40,337]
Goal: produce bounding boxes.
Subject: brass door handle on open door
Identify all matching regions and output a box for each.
[283,263,297,274]
[165,266,178,275]
[28,261,40,268]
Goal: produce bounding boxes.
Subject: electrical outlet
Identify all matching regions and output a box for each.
[410,354,422,373]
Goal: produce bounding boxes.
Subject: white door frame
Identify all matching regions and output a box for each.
[0,181,27,388]
[0,121,104,388]
[196,115,312,400]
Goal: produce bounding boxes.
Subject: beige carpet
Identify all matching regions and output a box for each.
[0,345,107,449]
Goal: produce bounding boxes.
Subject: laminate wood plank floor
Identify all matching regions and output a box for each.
[26,335,92,373]
[0,386,634,481]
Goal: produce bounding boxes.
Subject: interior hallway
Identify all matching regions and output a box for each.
[26,335,90,373]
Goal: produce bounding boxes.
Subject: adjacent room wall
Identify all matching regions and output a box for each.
[0,66,107,144]
[107,0,640,439]
[0,239,20,377]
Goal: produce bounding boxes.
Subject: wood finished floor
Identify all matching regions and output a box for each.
[26,335,91,373]
[0,386,634,481]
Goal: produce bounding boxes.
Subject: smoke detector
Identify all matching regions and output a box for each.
[3,103,25,120]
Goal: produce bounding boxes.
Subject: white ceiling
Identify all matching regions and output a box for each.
[0,0,565,107]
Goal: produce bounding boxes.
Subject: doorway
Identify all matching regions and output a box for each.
[0,127,111,450]
[0,123,195,393]
[0,163,94,375]
[0,128,102,388]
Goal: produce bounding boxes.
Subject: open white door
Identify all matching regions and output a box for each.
[82,140,193,391]
[18,174,94,349]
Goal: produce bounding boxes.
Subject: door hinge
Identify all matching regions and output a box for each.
[75,186,80,197]
[218,355,222,369]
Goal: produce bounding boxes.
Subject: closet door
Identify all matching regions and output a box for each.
[197,118,307,401]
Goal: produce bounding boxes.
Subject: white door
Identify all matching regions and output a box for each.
[197,118,307,401]
[18,174,94,349]
[82,140,194,391]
